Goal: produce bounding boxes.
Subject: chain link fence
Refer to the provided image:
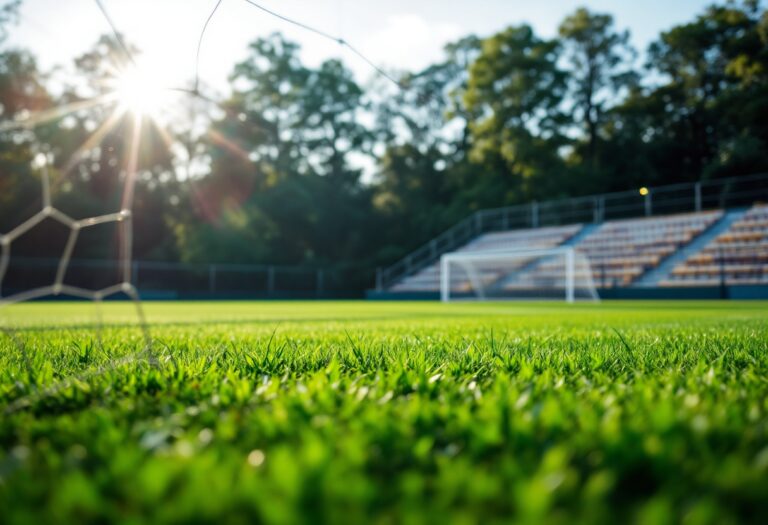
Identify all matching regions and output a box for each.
[1,258,348,299]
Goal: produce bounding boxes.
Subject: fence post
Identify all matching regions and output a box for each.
[531,201,539,228]
[132,261,139,288]
[405,255,413,275]
[208,264,217,294]
[598,196,606,222]
[694,182,702,212]
[267,266,275,295]
[644,191,653,217]
[592,197,599,223]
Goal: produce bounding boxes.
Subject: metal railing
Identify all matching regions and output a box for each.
[377,173,768,290]
[2,258,340,299]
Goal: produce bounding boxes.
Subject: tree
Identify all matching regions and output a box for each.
[0,0,18,42]
[630,0,768,182]
[176,34,309,264]
[464,25,568,203]
[178,34,379,272]
[558,8,636,172]
[31,35,179,260]
[0,1,52,237]
[294,59,371,185]
[370,36,482,257]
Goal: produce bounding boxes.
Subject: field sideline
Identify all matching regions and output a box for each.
[1,301,767,523]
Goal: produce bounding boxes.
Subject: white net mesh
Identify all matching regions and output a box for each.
[440,248,600,302]
[0,152,148,320]
[1,163,138,304]
[0,0,418,413]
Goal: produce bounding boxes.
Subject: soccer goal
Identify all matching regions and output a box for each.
[440,247,600,303]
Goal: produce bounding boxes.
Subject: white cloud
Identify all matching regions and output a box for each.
[362,14,462,75]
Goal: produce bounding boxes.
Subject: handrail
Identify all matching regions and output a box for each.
[378,173,768,290]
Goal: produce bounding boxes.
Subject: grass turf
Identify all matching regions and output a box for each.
[1,300,767,524]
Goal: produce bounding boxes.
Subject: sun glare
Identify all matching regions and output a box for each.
[114,65,168,117]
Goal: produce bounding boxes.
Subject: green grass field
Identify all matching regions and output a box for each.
[1,301,767,524]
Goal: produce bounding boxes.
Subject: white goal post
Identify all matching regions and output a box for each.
[440,247,600,303]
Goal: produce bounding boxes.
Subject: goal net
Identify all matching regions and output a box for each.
[440,247,600,303]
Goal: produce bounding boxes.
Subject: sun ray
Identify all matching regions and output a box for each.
[118,112,142,285]
[0,94,117,132]
[60,105,128,178]
[113,63,171,117]
[205,127,252,164]
[150,117,179,155]
[121,113,143,211]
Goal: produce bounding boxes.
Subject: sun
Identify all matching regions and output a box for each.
[114,64,169,117]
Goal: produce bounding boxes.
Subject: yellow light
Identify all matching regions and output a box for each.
[639,187,649,196]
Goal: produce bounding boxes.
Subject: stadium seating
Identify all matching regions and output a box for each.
[662,204,768,286]
[388,209,732,293]
[574,210,723,288]
[390,224,582,292]
[495,211,724,291]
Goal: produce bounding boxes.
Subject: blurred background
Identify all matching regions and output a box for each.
[0,0,766,298]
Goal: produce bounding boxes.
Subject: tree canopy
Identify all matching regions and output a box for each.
[1,1,766,291]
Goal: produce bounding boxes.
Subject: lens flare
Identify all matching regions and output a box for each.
[114,65,168,117]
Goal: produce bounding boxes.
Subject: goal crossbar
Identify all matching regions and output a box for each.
[440,247,599,303]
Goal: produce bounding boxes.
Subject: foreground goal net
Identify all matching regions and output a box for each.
[440,247,600,303]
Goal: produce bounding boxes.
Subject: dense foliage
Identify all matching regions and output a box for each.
[1,1,767,290]
[1,301,767,523]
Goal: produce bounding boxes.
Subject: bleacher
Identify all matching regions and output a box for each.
[483,211,724,293]
[390,225,581,292]
[385,208,766,293]
[377,175,768,298]
[662,204,768,286]
[575,210,723,288]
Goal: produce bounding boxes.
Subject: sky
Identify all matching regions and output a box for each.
[8,0,717,96]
